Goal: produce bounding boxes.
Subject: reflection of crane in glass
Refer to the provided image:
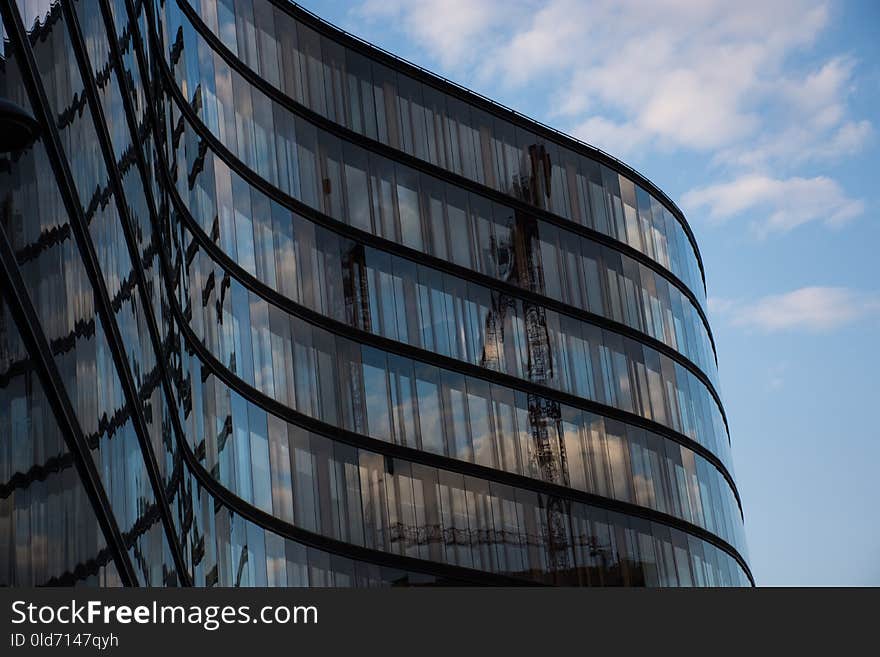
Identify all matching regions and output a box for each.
[341,243,370,434]
[578,531,613,584]
[527,143,553,210]
[480,148,572,575]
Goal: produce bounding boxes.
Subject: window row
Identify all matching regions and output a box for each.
[160,11,710,328]
[171,362,748,586]
[172,182,721,416]
[173,0,706,300]
[179,335,746,562]
[175,469,479,586]
[171,249,743,552]
[176,223,734,479]
[165,87,719,388]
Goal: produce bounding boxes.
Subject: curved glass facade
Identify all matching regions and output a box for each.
[0,0,750,586]
[161,6,719,387]
[179,0,708,307]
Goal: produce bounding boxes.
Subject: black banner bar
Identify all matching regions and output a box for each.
[0,588,873,655]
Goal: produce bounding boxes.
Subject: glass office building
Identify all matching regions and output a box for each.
[0,0,751,586]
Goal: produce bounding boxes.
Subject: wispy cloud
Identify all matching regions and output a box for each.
[681,175,865,237]
[358,1,860,154]
[356,0,510,70]
[353,0,870,239]
[714,57,874,169]
[711,287,880,332]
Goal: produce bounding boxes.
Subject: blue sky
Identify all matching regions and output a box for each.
[298,0,880,585]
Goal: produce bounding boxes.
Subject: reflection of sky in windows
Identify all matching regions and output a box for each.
[0,0,767,586]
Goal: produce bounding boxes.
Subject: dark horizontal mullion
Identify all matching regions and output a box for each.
[172,0,716,356]
[156,21,726,432]
[114,0,513,588]
[44,498,178,587]
[98,0,250,582]
[0,452,76,500]
[59,0,192,586]
[156,58,732,439]
[264,0,708,291]
[121,14,750,575]
[169,175,743,515]
[138,0,751,584]
[43,548,117,587]
[0,224,137,585]
[1,361,162,498]
[177,425,543,587]
[165,276,752,583]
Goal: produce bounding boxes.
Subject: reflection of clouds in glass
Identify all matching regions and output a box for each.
[415,379,442,454]
[632,473,656,509]
[604,430,629,497]
[184,224,744,551]
[195,362,750,583]
[468,392,494,467]
[396,187,419,227]
[269,437,294,524]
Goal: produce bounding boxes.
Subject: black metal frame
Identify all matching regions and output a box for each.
[0,0,753,587]
[98,0,550,587]
[165,270,753,583]
[0,229,138,584]
[141,0,753,583]
[155,58,733,456]
[167,166,743,515]
[155,62,739,507]
[156,21,727,422]
[58,0,192,586]
[171,0,718,359]
[260,0,710,292]
[176,421,545,586]
[171,277,755,584]
[0,171,138,589]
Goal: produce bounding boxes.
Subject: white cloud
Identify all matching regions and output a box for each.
[716,119,873,171]
[399,0,842,155]
[708,296,737,315]
[714,57,874,168]
[713,287,880,332]
[354,0,870,236]
[570,116,648,157]
[355,0,510,70]
[681,175,864,236]
[355,1,869,159]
